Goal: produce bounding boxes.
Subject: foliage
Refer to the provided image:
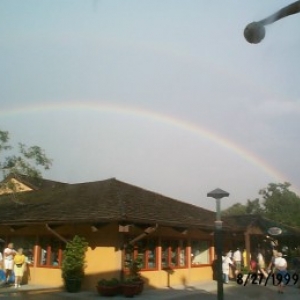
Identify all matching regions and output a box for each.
[245,199,264,215]
[122,277,138,285]
[222,199,263,216]
[222,203,247,216]
[260,182,300,227]
[0,129,52,193]
[97,278,120,287]
[123,255,143,283]
[129,257,143,279]
[222,182,300,228]
[62,235,89,280]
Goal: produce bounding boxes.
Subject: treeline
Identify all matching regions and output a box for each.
[222,183,300,228]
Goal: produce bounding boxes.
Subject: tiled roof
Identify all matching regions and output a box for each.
[2,177,299,235]
[0,178,217,229]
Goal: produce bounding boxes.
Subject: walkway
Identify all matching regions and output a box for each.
[0,279,299,299]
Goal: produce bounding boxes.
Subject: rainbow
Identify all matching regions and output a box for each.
[1,101,290,185]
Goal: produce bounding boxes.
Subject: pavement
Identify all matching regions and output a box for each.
[0,279,299,299]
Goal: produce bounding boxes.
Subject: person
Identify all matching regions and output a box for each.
[3,243,16,284]
[222,252,233,284]
[242,249,247,268]
[233,248,242,276]
[250,252,258,273]
[0,252,4,283]
[274,252,288,294]
[267,249,277,274]
[13,248,25,288]
[257,249,268,278]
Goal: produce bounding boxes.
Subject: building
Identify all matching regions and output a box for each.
[0,175,299,290]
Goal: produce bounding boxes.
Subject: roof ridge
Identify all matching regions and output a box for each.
[112,178,214,214]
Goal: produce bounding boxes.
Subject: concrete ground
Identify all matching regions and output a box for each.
[0,279,299,299]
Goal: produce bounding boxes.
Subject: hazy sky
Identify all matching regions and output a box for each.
[1,1,300,211]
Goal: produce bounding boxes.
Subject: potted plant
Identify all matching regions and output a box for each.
[61,235,88,293]
[121,277,139,298]
[129,257,144,295]
[96,278,121,296]
[121,257,144,297]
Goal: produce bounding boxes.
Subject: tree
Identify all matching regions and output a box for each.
[259,182,300,227]
[223,182,300,228]
[0,129,52,193]
[245,199,264,215]
[222,199,263,216]
[222,203,247,216]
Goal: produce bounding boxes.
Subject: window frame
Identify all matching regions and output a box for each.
[123,238,159,272]
[36,237,64,268]
[161,239,187,269]
[190,239,212,267]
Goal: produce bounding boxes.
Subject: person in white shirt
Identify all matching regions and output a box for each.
[274,252,288,294]
[257,250,268,278]
[4,243,16,284]
[233,248,242,276]
[222,253,233,284]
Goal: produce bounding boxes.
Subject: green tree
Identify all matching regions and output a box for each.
[245,199,264,215]
[259,182,300,227]
[222,203,247,216]
[222,199,264,216]
[0,129,52,190]
[222,182,300,227]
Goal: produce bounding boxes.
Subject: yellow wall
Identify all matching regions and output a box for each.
[141,266,213,288]
[29,267,63,286]
[21,223,122,289]
[0,222,215,290]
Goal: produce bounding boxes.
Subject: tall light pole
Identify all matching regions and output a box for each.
[207,188,229,300]
[244,1,300,44]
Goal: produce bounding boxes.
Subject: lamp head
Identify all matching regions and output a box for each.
[207,188,229,199]
[244,22,266,44]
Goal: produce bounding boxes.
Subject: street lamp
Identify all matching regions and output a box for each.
[207,188,229,300]
[244,0,300,44]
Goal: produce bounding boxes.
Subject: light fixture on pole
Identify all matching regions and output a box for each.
[244,1,300,44]
[207,188,229,300]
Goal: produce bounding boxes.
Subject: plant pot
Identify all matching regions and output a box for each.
[96,285,120,296]
[121,284,139,298]
[133,280,144,295]
[64,278,82,293]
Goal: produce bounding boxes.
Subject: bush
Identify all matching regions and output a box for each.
[61,235,88,280]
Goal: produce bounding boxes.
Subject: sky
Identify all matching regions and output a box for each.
[1,0,300,211]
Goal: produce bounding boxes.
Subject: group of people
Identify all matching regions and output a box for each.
[222,248,242,284]
[0,243,26,288]
[222,246,288,293]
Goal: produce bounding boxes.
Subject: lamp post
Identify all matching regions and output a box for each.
[207,188,229,300]
[244,0,300,44]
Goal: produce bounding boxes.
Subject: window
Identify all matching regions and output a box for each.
[38,237,64,267]
[161,239,187,268]
[191,240,210,266]
[124,238,157,271]
[10,236,35,264]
